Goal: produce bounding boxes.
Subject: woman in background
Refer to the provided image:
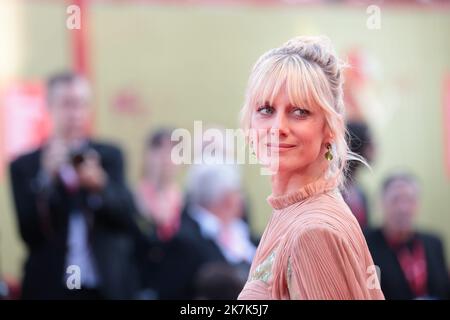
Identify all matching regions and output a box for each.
[237,36,384,300]
[136,128,182,242]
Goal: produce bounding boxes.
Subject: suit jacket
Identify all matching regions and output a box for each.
[365,228,450,300]
[9,140,138,299]
[139,204,253,299]
[138,210,227,299]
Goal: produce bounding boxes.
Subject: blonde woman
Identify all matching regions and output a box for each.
[238,36,385,300]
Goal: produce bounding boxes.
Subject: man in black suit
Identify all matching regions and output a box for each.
[141,163,256,299]
[9,71,138,299]
[365,172,450,300]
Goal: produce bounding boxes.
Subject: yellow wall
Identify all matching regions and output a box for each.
[1,1,449,280]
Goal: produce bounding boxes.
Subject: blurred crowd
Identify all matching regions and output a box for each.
[1,71,449,300]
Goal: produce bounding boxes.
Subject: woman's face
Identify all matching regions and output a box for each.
[250,87,330,175]
[145,138,178,180]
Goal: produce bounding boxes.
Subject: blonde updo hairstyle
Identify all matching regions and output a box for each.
[240,35,366,188]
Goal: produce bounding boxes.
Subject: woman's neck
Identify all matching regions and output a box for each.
[145,173,170,191]
[271,161,328,196]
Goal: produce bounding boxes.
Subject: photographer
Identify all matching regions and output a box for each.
[9,71,138,299]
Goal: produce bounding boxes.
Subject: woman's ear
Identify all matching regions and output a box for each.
[323,126,333,144]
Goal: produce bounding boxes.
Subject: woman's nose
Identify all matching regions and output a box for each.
[270,113,289,137]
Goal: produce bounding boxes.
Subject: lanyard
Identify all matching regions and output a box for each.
[397,240,428,297]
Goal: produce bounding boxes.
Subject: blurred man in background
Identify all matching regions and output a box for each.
[9,71,138,299]
[142,163,256,299]
[179,163,256,299]
[365,172,450,299]
[184,163,256,265]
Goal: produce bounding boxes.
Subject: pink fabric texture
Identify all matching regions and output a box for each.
[238,177,385,300]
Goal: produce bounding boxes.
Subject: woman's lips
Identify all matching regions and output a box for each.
[266,143,297,151]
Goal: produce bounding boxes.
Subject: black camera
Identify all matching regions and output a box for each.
[69,146,97,168]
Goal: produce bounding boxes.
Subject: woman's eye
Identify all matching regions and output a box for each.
[257,105,274,115]
[292,108,310,118]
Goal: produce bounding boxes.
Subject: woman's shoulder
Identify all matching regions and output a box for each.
[285,193,365,249]
[281,218,366,269]
[289,215,346,243]
[294,191,359,229]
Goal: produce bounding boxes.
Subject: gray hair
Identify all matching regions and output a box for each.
[186,163,242,208]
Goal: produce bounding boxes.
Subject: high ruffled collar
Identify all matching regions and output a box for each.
[267,176,339,210]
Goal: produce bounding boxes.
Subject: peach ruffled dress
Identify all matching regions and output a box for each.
[238,177,385,300]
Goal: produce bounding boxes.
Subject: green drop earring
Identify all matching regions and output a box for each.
[325,143,333,161]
